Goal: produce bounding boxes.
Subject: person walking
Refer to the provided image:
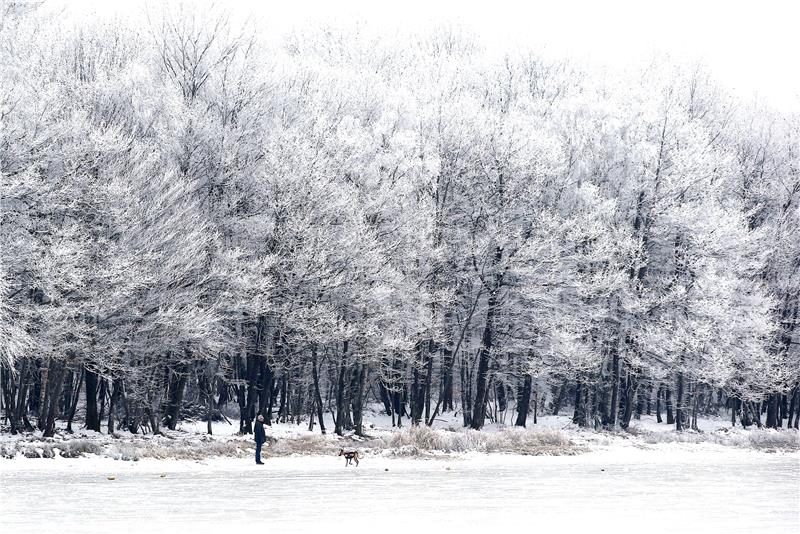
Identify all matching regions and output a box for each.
[254,414,267,465]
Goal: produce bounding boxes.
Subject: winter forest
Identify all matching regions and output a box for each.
[1,2,799,446]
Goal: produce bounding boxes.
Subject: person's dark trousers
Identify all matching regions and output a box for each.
[255,441,263,464]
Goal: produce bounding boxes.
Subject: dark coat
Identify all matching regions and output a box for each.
[254,419,266,444]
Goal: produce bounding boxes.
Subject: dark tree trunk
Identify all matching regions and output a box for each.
[67,368,85,434]
[424,344,434,423]
[656,385,663,423]
[107,378,122,434]
[495,379,507,414]
[216,378,229,410]
[265,373,277,425]
[665,387,674,425]
[378,380,393,416]
[85,368,101,432]
[392,357,407,427]
[675,371,685,431]
[690,383,700,431]
[334,341,349,436]
[607,345,620,428]
[277,373,288,423]
[766,393,780,429]
[352,363,367,436]
[460,357,471,428]
[311,347,326,434]
[515,373,532,427]
[572,379,587,427]
[620,371,639,430]
[61,370,74,418]
[740,399,754,427]
[393,385,405,428]
[779,394,788,425]
[471,290,498,430]
[551,380,567,416]
[1,366,19,434]
[97,378,108,425]
[439,342,455,412]
[236,382,247,434]
[752,402,763,427]
[15,360,34,432]
[635,386,644,420]
[787,387,798,430]
[42,361,67,438]
[242,353,258,433]
[164,364,189,431]
[794,395,800,429]
[411,358,422,425]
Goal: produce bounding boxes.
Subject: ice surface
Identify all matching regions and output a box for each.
[2,448,797,534]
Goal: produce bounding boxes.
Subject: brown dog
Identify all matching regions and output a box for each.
[338,448,359,466]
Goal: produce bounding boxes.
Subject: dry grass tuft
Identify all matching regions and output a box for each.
[380,425,581,456]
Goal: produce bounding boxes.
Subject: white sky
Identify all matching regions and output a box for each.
[55,0,800,111]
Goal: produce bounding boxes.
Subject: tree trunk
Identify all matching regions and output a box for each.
[164,364,189,431]
[411,357,423,425]
[752,402,763,427]
[515,373,532,427]
[42,361,67,438]
[241,353,258,433]
[620,371,639,430]
[97,378,108,426]
[471,290,498,430]
[572,379,587,427]
[352,363,367,436]
[85,368,101,432]
[779,394,788,426]
[656,385,663,423]
[460,357,471,427]
[424,344,434,424]
[311,347,326,434]
[439,342,454,412]
[61,370,74,419]
[1,366,19,434]
[675,371,685,431]
[107,378,122,434]
[378,380,393,416]
[278,373,288,423]
[766,393,780,429]
[608,347,620,428]
[15,360,34,432]
[334,341,349,436]
[787,387,798,430]
[551,380,567,416]
[665,387,674,425]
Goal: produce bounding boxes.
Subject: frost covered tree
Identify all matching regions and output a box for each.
[1,4,797,437]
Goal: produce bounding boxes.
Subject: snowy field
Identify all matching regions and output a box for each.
[2,447,798,534]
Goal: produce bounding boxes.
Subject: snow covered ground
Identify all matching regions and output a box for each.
[2,408,798,461]
[2,409,798,533]
[1,447,797,534]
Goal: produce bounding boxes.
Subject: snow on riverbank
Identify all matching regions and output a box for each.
[1,408,797,461]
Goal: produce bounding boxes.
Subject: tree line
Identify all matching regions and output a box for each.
[1,4,798,438]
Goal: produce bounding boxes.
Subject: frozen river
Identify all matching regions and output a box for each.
[2,448,798,534]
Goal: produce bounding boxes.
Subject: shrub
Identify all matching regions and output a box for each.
[380,425,580,456]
